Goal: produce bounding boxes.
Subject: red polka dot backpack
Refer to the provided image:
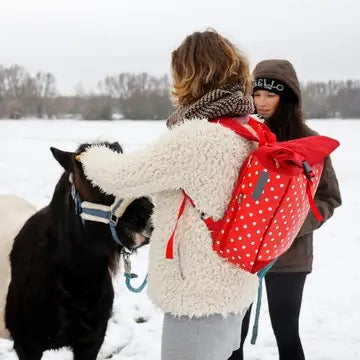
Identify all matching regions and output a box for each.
[166,117,340,274]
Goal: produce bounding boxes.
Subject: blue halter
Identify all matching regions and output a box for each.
[70,177,148,293]
[71,183,125,246]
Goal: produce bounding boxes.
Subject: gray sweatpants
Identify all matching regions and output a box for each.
[161,312,244,360]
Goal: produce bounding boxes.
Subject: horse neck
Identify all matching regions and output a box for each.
[49,172,118,274]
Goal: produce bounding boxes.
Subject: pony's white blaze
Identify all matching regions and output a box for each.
[134,233,147,246]
[0,195,36,339]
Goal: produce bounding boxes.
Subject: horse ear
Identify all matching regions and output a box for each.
[50,147,74,171]
[111,142,123,153]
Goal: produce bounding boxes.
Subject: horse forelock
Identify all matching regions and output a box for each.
[76,142,123,155]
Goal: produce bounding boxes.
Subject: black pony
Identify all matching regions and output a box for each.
[5,142,153,360]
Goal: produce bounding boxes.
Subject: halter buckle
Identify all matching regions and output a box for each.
[109,213,118,225]
[123,252,132,274]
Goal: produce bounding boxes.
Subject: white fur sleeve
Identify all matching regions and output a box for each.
[80,125,196,198]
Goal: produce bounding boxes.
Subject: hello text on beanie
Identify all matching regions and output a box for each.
[253,78,287,95]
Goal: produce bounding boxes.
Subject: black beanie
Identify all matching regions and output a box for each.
[253,77,289,96]
[253,59,302,103]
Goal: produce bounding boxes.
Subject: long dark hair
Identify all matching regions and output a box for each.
[263,90,311,141]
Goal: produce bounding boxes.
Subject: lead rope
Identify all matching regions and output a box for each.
[251,260,277,344]
[123,252,148,293]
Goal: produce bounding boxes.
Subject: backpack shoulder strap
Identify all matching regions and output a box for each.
[213,117,276,145]
[212,117,259,142]
[165,191,188,259]
[247,117,277,144]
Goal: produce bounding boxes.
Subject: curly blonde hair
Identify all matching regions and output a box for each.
[171,29,252,106]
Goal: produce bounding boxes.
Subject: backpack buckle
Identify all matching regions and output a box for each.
[302,160,315,179]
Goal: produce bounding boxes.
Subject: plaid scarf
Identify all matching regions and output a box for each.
[166,84,254,129]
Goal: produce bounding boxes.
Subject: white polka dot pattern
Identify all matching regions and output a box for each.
[211,155,323,274]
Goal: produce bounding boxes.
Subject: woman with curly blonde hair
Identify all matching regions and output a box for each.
[79,29,258,360]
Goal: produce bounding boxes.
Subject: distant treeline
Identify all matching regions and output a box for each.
[0,64,359,120]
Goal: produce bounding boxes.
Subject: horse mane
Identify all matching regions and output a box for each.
[50,141,123,205]
[76,141,123,155]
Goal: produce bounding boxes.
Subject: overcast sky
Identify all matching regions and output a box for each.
[1,0,358,94]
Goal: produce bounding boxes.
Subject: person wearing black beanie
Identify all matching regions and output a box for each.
[228,60,342,360]
[252,59,304,141]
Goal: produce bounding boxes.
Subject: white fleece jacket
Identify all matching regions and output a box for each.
[0,195,36,338]
[81,118,259,317]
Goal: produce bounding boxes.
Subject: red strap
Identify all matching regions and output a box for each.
[165,193,187,259]
[213,117,259,142]
[247,119,267,146]
[212,117,276,146]
[306,179,323,222]
[248,118,277,144]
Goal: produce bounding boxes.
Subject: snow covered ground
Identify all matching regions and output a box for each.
[0,119,359,360]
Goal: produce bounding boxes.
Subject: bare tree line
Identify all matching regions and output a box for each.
[302,80,360,118]
[0,64,359,120]
[0,65,56,119]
